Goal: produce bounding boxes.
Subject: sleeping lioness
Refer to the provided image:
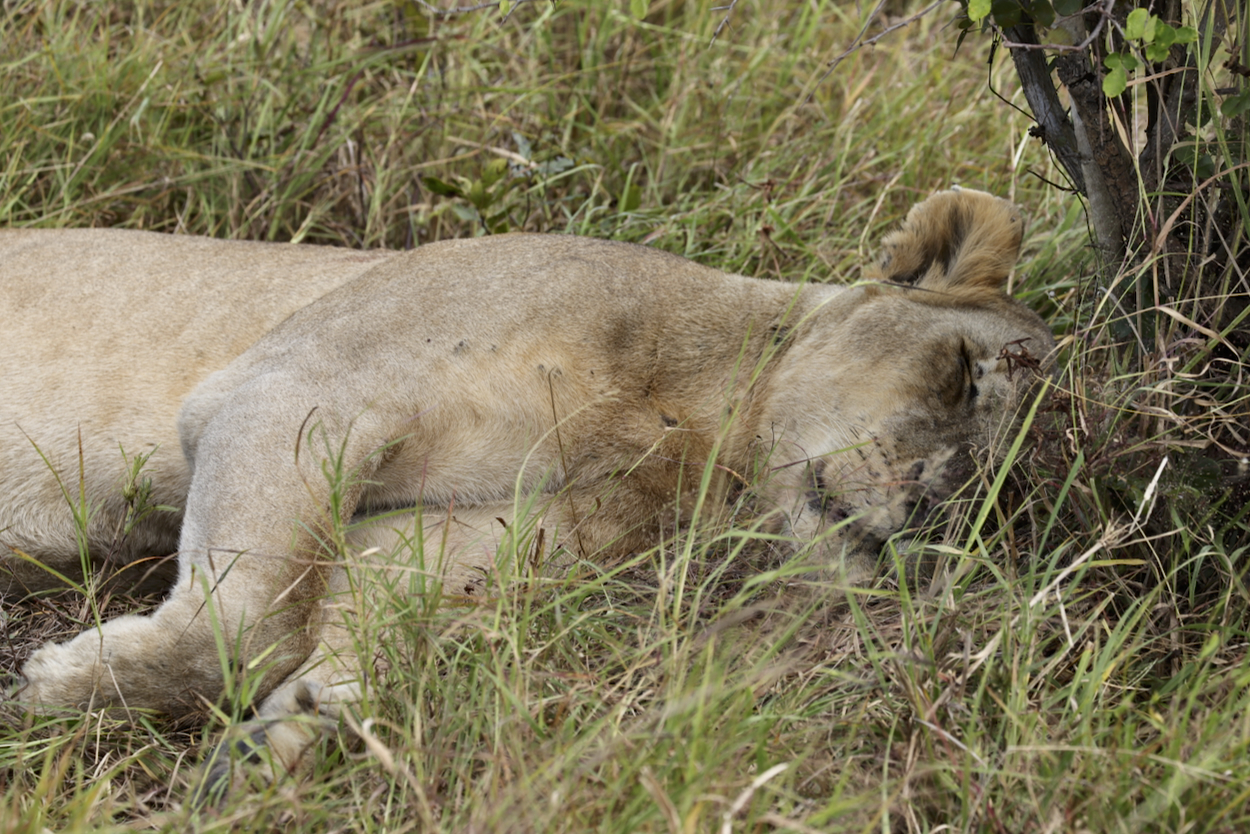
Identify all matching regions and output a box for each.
[1,188,1054,797]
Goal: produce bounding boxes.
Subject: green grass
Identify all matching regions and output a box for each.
[2,0,1248,832]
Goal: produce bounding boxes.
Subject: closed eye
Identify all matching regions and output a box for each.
[960,339,979,401]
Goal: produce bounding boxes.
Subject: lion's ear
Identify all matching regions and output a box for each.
[873,188,1024,297]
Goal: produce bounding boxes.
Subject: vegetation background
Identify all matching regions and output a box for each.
[0,0,1247,831]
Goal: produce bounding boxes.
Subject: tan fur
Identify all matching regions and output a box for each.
[0,188,1055,797]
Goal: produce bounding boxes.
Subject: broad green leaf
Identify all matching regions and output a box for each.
[1175,26,1199,43]
[1223,89,1250,118]
[1104,52,1135,71]
[630,0,649,19]
[968,0,991,23]
[1028,0,1054,28]
[1053,0,1081,13]
[1146,23,1176,61]
[422,176,462,198]
[1103,64,1128,97]
[989,0,1021,27]
[535,155,574,176]
[486,211,510,234]
[511,131,534,161]
[482,158,509,188]
[450,203,479,224]
[1171,142,1198,165]
[1125,8,1149,41]
[467,179,488,210]
[498,0,511,14]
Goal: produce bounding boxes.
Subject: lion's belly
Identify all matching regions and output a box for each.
[0,379,194,593]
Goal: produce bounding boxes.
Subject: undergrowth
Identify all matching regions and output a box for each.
[1,0,1247,832]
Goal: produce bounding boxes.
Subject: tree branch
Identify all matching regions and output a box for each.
[1004,25,1085,193]
[1052,13,1137,266]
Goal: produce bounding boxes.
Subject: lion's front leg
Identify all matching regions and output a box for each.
[16,390,374,717]
[191,561,360,804]
[15,529,336,719]
[17,585,261,715]
[189,499,581,802]
[15,546,329,720]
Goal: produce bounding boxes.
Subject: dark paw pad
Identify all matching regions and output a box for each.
[189,725,269,808]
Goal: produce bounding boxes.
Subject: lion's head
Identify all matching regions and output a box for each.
[758,188,1056,582]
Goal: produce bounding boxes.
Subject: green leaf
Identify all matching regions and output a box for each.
[1027,0,1054,28]
[486,211,510,234]
[968,0,991,23]
[989,0,1021,27]
[423,176,463,198]
[482,157,509,188]
[1174,25,1199,44]
[467,179,488,210]
[1145,40,1169,62]
[1223,89,1250,118]
[535,155,574,176]
[1103,64,1128,97]
[1104,52,1136,71]
[1171,142,1215,180]
[1053,0,1081,13]
[450,203,479,223]
[498,0,511,14]
[619,183,642,213]
[511,131,533,161]
[1125,8,1149,41]
[1105,52,1138,72]
[630,0,649,19]
[1195,154,1216,180]
[1145,23,1176,61]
